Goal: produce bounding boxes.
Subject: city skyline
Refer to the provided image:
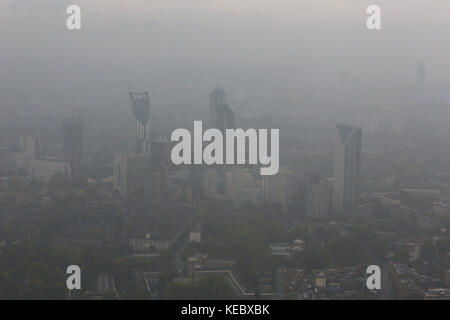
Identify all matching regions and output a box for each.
[1,0,450,303]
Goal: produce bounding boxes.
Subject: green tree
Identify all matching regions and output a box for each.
[300,242,332,270]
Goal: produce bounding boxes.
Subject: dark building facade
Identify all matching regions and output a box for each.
[62,117,83,185]
[209,88,234,132]
[333,124,362,216]
[129,91,150,154]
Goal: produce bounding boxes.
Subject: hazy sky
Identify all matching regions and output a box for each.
[1,0,450,113]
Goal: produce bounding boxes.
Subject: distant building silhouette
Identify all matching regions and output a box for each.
[62,116,83,185]
[129,91,150,154]
[417,60,426,93]
[306,173,333,219]
[113,153,151,197]
[225,167,262,208]
[209,88,234,132]
[0,148,9,175]
[202,168,220,199]
[30,159,71,184]
[20,137,41,160]
[262,167,294,212]
[333,124,361,216]
[150,136,170,202]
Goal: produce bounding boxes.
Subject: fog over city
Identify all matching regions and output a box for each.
[1,0,450,301]
[2,0,450,110]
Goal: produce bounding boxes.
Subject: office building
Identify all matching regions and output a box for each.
[29,159,71,184]
[210,88,234,132]
[306,173,333,219]
[150,136,169,202]
[417,60,426,92]
[63,117,83,184]
[202,168,220,198]
[0,148,9,175]
[20,137,41,160]
[113,153,151,197]
[333,125,362,216]
[262,167,294,211]
[129,91,150,154]
[225,167,262,207]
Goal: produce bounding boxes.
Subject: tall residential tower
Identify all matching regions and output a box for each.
[209,88,234,132]
[333,124,361,217]
[129,91,150,154]
[417,60,426,93]
[62,116,83,185]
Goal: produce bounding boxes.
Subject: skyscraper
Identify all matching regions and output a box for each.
[0,148,9,175]
[62,116,83,185]
[113,153,151,197]
[129,91,150,154]
[225,167,262,208]
[202,168,220,199]
[210,88,234,132]
[150,136,170,202]
[417,60,426,92]
[262,167,294,212]
[20,137,41,160]
[306,173,333,219]
[333,124,361,217]
[113,92,152,200]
